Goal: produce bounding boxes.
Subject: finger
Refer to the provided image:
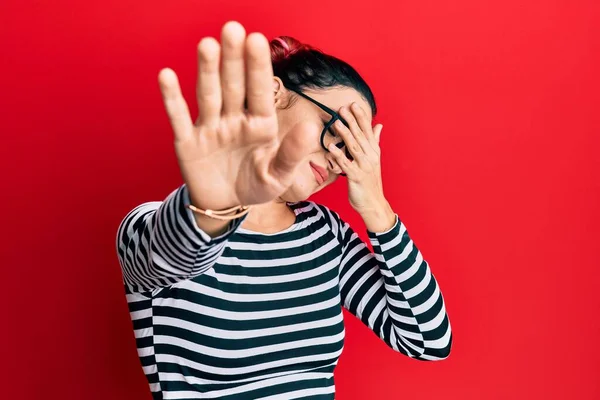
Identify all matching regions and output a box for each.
[327,141,358,177]
[350,102,374,140]
[158,68,194,141]
[220,21,246,114]
[339,105,374,159]
[332,116,369,166]
[269,126,309,182]
[245,33,275,117]
[373,124,383,156]
[196,37,222,128]
[339,104,367,142]
[374,124,383,143]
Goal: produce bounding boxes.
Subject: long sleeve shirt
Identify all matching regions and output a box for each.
[116,184,452,400]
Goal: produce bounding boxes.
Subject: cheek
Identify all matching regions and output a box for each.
[286,120,322,150]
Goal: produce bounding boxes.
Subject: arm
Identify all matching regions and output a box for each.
[116,184,248,293]
[324,206,452,360]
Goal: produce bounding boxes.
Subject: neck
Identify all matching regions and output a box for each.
[242,197,293,230]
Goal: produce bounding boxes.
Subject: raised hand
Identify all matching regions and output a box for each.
[157,21,309,217]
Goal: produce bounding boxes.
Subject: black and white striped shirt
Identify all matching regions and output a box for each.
[116,185,452,399]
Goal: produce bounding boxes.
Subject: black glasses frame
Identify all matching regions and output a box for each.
[290,89,354,170]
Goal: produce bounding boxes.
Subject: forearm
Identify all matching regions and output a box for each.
[330,201,453,360]
[192,213,231,237]
[116,185,247,292]
[369,216,452,360]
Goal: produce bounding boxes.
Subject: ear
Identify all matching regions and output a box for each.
[273,76,286,107]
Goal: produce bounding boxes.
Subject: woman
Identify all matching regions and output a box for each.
[117,21,452,399]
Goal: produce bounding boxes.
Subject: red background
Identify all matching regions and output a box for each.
[1,0,599,399]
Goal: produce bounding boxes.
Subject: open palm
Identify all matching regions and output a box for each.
[158,21,309,211]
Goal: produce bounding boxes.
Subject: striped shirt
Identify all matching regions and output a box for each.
[116,185,452,400]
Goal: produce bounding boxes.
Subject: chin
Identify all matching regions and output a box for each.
[279,175,326,203]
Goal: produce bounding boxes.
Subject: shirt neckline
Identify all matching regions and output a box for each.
[236,202,302,236]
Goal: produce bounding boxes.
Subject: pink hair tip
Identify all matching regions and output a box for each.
[274,37,290,52]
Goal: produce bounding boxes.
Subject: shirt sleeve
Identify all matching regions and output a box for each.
[324,207,452,361]
[116,184,248,293]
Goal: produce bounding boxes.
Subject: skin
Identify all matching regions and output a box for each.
[158,20,388,236]
[240,82,373,233]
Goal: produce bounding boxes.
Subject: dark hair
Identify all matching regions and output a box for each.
[270,36,377,116]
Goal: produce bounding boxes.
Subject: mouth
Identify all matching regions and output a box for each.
[309,161,329,185]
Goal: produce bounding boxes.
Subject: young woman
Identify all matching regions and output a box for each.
[117,21,452,400]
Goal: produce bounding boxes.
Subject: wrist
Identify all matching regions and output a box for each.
[359,200,396,233]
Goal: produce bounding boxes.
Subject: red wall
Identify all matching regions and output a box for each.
[2,0,599,399]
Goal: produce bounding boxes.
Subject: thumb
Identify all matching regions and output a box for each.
[268,129,309,183]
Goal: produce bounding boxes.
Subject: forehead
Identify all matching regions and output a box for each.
[303,87,373,122]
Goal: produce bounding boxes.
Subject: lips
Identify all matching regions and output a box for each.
[309,161,329,185]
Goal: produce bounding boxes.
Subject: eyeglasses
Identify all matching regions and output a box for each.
[290,89,353,176]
